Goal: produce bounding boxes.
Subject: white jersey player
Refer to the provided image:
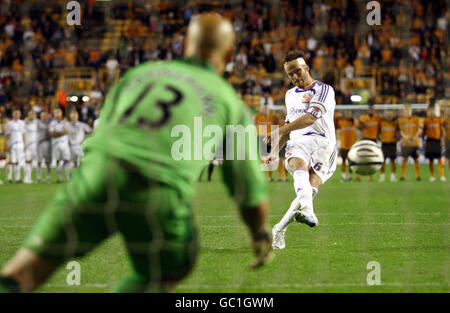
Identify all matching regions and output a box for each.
[37,111,52,183]
[49,108,71,182]
[267,51,337,249]
[93,118,100,130]
[68,110,92,167]
[4,109,25,183]
[24,111,39,184]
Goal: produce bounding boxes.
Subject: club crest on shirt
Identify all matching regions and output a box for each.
[303,94,311,103]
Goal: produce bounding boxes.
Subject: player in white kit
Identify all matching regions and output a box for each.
[266,51,337,249]
[4,109,25,183]
[24,110,39,184]
[37,111,52,183]
[49,108,71,183]
[68,110,92,170]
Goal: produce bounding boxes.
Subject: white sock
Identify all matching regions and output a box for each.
[7,164,13,180]
[277,197,301,230]
[65,161,72,180]
[293,169,313,209]
[312,186,318,199]
[342,172,347,179]
[25,163,31,181]
[390,173,396,181]
[380,173,385,180]
[14,165,21,182]
[57,161,63,181]
[276,169,315,231]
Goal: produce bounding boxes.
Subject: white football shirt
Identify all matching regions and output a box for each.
[68,121,92,146]
[4,120,25,145]
[25,119,38,144]
[284,80,336,143]
[37,120,50,142]
[49,120,70,146]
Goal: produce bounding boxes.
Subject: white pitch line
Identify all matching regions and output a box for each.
[1,222,449,230]
[42,282,448,290]
[177,282,449,289]
[44,283,108,289]
[0,212,448,221]
[196,212,449,218]
[202,222,450,228]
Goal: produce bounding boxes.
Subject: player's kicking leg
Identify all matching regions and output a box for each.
[272,157,318,249]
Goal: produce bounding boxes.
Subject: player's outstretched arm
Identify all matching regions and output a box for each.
[277,113,317,138]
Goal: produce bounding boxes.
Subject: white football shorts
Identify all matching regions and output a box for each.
[25,142,38,161]
[9,142,25,165]
[52,142,71,161]
[70,145,84,163]
[284,133,337,184]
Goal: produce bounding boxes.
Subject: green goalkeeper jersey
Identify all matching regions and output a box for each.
[85,57,267,207]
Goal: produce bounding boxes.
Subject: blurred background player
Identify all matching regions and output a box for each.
[379,110,398,182]
[336,110,358,182]
[398,105,422,181]
[445,107,450,170]
[254,104,277,182]
[24,111,39,184]
[198,146,223,182]
[37,111,52,183]
[423,106,446,181]
[68,110,92,169]
[0,13,271,293]
[4,109,25,183]
[49,108,71,183]
[357,104,381,181]
[274,110,288,182]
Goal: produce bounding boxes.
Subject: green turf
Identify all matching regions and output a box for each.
[0,164,448,293]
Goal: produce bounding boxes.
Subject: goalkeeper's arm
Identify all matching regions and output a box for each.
[240,201,273,269]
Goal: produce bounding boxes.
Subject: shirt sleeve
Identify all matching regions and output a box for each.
[284,91,291,123]
[308,84,335,118]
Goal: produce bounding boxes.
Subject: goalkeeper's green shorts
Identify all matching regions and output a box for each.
[23,152,198,287]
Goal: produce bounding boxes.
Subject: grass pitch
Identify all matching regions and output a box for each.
[0,165,448,293]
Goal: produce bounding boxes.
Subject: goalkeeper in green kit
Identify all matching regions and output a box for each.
[0,13,272,293]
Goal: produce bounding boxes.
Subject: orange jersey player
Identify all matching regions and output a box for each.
[423,107,446,181]
[273,111,289,182]
[254,105,278,182]
[379,110,398,182]
[336,110,358,181]
[359,105,382,141]
[398,106,422,181]
[357,104,381,181]
[444,107,450,170]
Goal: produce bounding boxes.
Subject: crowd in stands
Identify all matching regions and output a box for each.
[0,0,448,125]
